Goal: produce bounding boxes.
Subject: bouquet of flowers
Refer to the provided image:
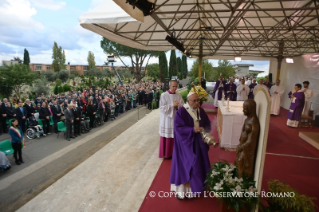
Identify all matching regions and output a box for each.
[205,161,259,212]
[189,82,209,105]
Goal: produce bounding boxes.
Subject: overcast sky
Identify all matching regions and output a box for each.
[0,0,269,74]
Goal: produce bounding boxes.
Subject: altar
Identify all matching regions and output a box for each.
[217,100,246,148]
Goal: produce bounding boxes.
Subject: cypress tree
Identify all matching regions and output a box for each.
[176,57,182,80]
[23,48,30,65]
[159,51,168,82]
[168,50,176,79]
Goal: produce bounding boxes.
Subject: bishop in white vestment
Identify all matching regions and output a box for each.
[270,80,285,115]
[301,81,313,116]
[236,78,250,101]
[159,80,184,159]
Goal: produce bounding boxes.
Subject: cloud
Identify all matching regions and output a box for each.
[30,0,66,10]
[0,0,44,30]
[0,42,16,54]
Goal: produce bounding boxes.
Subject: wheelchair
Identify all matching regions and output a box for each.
[25,117,46,140]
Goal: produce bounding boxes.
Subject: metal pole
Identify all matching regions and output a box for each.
[137,106,140,122]
[198,40,203,86]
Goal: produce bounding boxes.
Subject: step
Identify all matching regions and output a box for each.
[299,132,319,150]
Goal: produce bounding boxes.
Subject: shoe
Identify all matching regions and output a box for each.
[71,136,76,139]
[15,161,21,165]
[47,133,51,135]
[79,134,82,136]
[74,135,77,137]
[43,134,47,137]
[19,159,24,163]
[67,138,70,141]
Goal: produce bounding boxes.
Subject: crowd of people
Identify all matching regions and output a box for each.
[211,75,313,128]
[0,80,164,165]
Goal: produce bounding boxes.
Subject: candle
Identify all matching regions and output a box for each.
[227,97,230,111]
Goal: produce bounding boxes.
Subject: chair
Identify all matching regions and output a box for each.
[57,121,67,138]
[37,119,43,128]
[49,116,54,126]
[299,115,313,129]
[0,140,14,155]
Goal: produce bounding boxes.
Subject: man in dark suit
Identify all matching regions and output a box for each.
[73,104,82,137]
[147,90,154,110]
[38,102,51,135]
[1,98,9,133]
[15,102,27,133]
[23,99,36,118]
[51,100,61,134]
[64,104,75,141]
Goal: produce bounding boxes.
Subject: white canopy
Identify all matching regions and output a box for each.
[79,0,319,59]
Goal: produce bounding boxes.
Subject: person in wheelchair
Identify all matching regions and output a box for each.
[80,114,90,133]
[26,116,45,139]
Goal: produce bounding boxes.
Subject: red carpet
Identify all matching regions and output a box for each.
[139,106,319,212]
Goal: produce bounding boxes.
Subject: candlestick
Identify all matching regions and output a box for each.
[226,97,230,112]
[222,91,225,106]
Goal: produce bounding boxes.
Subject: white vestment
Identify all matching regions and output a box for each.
[302,88,313,116]
[253,84,268,95]
[234,79,240,87]
[159,91,184,138]
[245,80,251,86]
[236,84,250,101]
[270,85,285,115]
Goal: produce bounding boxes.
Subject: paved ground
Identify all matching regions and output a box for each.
[0,106,150,212]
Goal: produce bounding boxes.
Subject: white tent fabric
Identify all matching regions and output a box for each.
[80,0,319,59]
[269,53,319,113]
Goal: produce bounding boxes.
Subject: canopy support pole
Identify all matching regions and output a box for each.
[276,40,284,81]
[198,40,203,86]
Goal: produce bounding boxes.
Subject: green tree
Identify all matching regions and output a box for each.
[41,70,57,82]
[57,70,69,82]
[176,57,182,79]
[182,55,187,79]
[146,63,160,79]
[189,59,214,80]
[0,77,14,98]
[12,57,23,64]
[58,86,64,94]
[87,51,96,70]
[62,84,71,92]
[168,50,176,78]
[52,41,66,72]
[213,60,235,81]
[23,48,30,65]
[159,51,168,81]
[55,78,62,86]
[53,84,59,95]
[33,78,50,96]
[100,37,160,82]
[0,64,36,99]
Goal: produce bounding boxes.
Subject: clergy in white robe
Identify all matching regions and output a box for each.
[270,80,285,115]
[254,79,269,95]
[236,78,250,101]
[301,81,313,116]
[159,80,184,159]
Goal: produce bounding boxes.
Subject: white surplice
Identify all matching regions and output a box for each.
[302,88,313,116]
[245,80,251,86]
[270,85,285,115]
[253,84,269,95]
[159,91,184,138]
[236,84,250,101]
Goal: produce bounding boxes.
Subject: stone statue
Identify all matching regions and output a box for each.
[236,99,260,179]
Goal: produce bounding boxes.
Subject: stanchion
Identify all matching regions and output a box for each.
[137,106,140,122]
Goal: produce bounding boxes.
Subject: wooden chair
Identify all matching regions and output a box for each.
[299,111,313,129]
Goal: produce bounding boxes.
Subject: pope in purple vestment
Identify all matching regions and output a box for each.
[170,93,211,196]
[248,82,257,99]
[287,84,305,128]
[224,80,237,101]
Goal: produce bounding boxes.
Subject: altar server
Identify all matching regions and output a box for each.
[170,92,211,199]
[270,80,285,115]
[159,80,184,159]
[236,78,250,101]
[264,78,272,90]
[287,84,305,128]
[302,81,313,116]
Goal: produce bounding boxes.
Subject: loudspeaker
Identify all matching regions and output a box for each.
[268,73,273,83]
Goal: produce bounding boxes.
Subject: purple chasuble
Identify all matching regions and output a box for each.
[212,80,226,100]
[170,107,211,193]
[287,91,305,121]
[264,82,272,90]
[224,83,237,101]
[248,83,257,99]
